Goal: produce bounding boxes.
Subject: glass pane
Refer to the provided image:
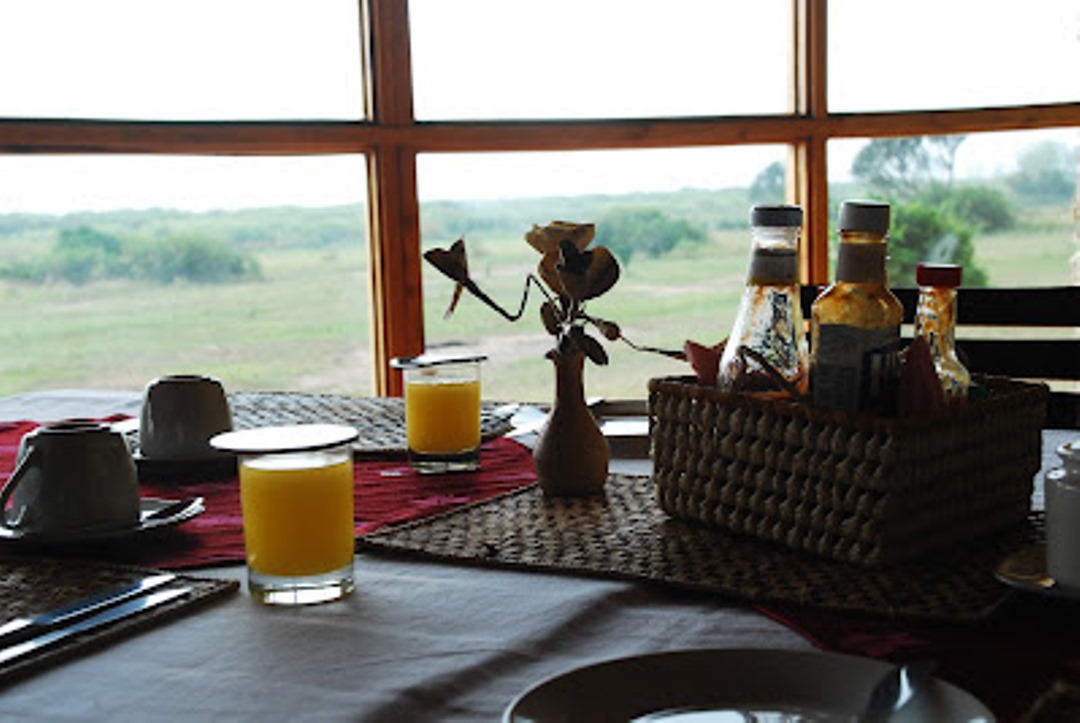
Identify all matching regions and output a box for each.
[418,146,789,401]
[0,1,363,120]
[410,0,791,120]
[829,0,1080,111]
[827,127,1079,287]
[0,155,371,396]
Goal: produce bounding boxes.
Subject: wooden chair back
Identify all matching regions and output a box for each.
[800,285,1080,429]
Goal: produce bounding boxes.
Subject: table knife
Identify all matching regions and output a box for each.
[0,572,177,649]
[0,585,192,667]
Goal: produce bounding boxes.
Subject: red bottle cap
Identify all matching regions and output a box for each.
[916,263,962,288]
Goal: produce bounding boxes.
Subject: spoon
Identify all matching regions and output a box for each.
[863,660,938,721]
[140,497,199,523]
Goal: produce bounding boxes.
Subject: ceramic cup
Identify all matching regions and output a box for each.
[0,420,140,535]
[139,374,233,460]
[1046,439,1080,590]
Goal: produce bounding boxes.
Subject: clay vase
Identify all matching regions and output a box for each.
[533,348,609,496]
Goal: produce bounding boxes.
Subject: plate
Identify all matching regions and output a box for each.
[504,649,993,722]
[995,544,1080,600]
[509,399,651,459]
[0,496,204,544]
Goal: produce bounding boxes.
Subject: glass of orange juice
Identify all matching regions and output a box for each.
[211,424,359,605]
[392,354,485,474]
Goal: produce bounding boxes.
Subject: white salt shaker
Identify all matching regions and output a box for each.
[1046,439,1080,590]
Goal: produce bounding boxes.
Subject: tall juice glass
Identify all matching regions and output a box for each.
[211,424,359,605]
[392,354,485,473]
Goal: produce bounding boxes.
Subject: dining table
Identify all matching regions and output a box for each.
[0,387,1077,722]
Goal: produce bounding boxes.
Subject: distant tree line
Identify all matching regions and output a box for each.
[595,207,708,264]
[0,225,262,285]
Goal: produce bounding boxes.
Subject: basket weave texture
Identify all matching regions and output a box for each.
[648,374,1047,567]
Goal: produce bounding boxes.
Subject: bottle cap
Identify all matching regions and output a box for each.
[916,263,962,287]
[750,205,803,228]
[838,200,890,234]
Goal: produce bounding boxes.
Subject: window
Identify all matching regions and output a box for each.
[410,0,791,120]
[1,0,1077,398]
[828,0,1080,112]
[0,155,370,396]
[418,147,788,401]
[0,1,363,120]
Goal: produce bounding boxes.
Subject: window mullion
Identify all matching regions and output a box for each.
[793,0,830,285]
[366,0,422,396]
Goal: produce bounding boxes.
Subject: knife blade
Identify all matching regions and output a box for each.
[0,585,192,667]
[0,573,177,649]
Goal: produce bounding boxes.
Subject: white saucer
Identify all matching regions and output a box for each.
[995,544,1080,600]
[0,496,204,544]
[504,648,992,722]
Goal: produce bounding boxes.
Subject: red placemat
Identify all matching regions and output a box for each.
[0,420,537,570]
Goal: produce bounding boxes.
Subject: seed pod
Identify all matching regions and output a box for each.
[593,318,621,341]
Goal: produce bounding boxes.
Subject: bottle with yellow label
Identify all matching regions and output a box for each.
[810,200,903,414]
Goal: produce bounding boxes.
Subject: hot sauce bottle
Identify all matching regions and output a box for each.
[810,200,903,414]
[914,262,970,402]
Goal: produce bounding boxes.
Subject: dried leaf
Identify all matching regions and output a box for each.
[580,332,609,365]
[423,238,469,283]
[555,240,592,301]
[539,301,561,335]
[538,251,564,297]
[582,246,619,300]
[422,239,472,318]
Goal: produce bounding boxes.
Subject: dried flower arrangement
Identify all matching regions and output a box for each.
[423,220,677,495]
[424,220,675,366]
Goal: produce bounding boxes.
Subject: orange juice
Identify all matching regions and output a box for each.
[405,378,481,453]
[239,452,354,576]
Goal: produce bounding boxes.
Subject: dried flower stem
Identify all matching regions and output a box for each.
[462,273,556,323]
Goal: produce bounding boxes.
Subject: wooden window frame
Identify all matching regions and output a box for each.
[1,0,1078,395]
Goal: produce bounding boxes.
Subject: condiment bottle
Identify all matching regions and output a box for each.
[1046,440,1080,590]
[810,200,903,414]
[718,205,809,397]
[914,262,970,402]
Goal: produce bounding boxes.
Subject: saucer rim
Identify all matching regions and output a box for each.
[994,543,1080,601]
[0,496,204,544]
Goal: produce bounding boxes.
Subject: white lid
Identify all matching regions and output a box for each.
[390,353,486,369]
[209,424,358,454]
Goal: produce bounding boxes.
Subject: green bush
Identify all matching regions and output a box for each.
[935,186,1016,233]
[890,202,988,287]
[0,225,262,286]
[595,207,707,264]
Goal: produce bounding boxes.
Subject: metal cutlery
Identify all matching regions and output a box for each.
[0,585,192,667]
[0,573,177,649]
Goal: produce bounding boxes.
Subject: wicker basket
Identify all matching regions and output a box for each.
[648,374,1047,567]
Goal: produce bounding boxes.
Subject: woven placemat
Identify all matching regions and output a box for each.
[0,556,237,686]
[360,473,1036,623]
[126,392,515,456]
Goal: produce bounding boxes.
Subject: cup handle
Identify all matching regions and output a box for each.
[0,445,40,528]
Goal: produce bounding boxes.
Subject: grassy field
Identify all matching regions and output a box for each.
[0,201,1075,402]
[0,246,372,397]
